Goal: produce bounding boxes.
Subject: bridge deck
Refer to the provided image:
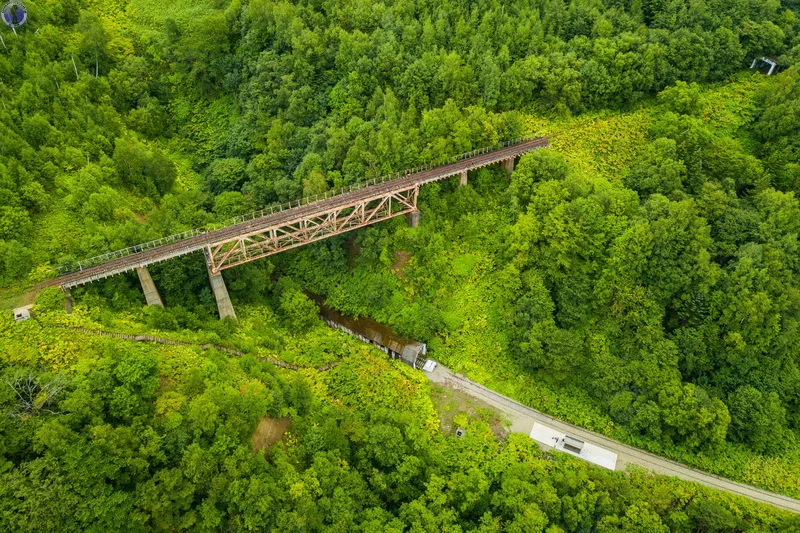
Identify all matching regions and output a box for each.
[50,137,548,288]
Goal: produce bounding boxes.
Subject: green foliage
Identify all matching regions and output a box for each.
[0,240,34,285]
[727,386,791,454]
[113,137,177,198]
[0,206,33,242]
[3,0,800,524]
[205,158,247,195]
[508,150,570,211]
[0,314,793,532]
[278,286,321,333]
[658,81,705,116]
[34,287,66,313]
[624,138,687,197]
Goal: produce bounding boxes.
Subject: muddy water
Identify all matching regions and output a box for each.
[309,294,427,367]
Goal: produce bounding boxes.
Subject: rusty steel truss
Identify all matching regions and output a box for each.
[206,187,419,273]
[48,136,549,290]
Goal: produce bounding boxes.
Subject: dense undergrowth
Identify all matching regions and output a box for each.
[0,295,797,531]
[3,0,800,527]
[272,77,800,499]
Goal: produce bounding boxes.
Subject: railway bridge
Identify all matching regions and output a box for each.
[47,137,549,318]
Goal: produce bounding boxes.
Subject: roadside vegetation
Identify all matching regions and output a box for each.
[1,297,797,531]
[3,0,800,529]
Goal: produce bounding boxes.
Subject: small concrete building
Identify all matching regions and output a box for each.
[530,422,618,470]
[13,305,32,322]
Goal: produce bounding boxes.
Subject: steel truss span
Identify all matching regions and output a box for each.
[207,187,419,272]
[50,137,549,289]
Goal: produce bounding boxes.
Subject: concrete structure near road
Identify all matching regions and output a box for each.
[530,422,617,470]
[43,137,548,318]
[13,305,32,322]
[751,56,782,75]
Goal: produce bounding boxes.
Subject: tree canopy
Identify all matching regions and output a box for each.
[3,0,800,528]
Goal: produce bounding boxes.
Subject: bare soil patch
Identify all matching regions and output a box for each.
[251,417,291,453]
[390,250,413,278]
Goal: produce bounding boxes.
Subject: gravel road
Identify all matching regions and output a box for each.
[426,363,800,513]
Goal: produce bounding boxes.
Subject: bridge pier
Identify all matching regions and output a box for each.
[459,170,468,186]
[204,250,236,320]
[52,139,548,291]
[136,266,164,307]
[208,269,237,321]
[502,158,515,176]
[406,209,421,228]
[64,288,74,314]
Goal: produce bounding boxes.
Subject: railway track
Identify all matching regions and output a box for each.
[44,137,548,289]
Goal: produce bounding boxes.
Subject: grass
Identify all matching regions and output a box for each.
[526,108,653,181]
[413,74,800,499]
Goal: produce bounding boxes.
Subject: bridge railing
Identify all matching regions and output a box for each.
[56,228,206,274]
[205,133,543,232]
[56,135,543,275]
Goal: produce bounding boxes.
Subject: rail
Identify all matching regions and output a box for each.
[55,135,543,276]
[56,229,205,274]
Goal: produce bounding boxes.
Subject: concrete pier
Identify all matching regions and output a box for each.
[207,265,236,320]
[503,158,515,176]
[459,170,468,186]
[406,209,421,228]
[136,266,164,307]
[64,288,74,314]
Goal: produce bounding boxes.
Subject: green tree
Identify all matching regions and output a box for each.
[508,150,569,211]
[279,288,320,332]
[657,81,703,116]
[727,385,788,454]
[625,138,687,198]
[0,207,33,242]
[76,11,110,76]
[113,137,177,198]
[206,158,248,195]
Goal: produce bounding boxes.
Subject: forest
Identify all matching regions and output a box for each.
[1,301,797,532]
[3,0,800,529]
